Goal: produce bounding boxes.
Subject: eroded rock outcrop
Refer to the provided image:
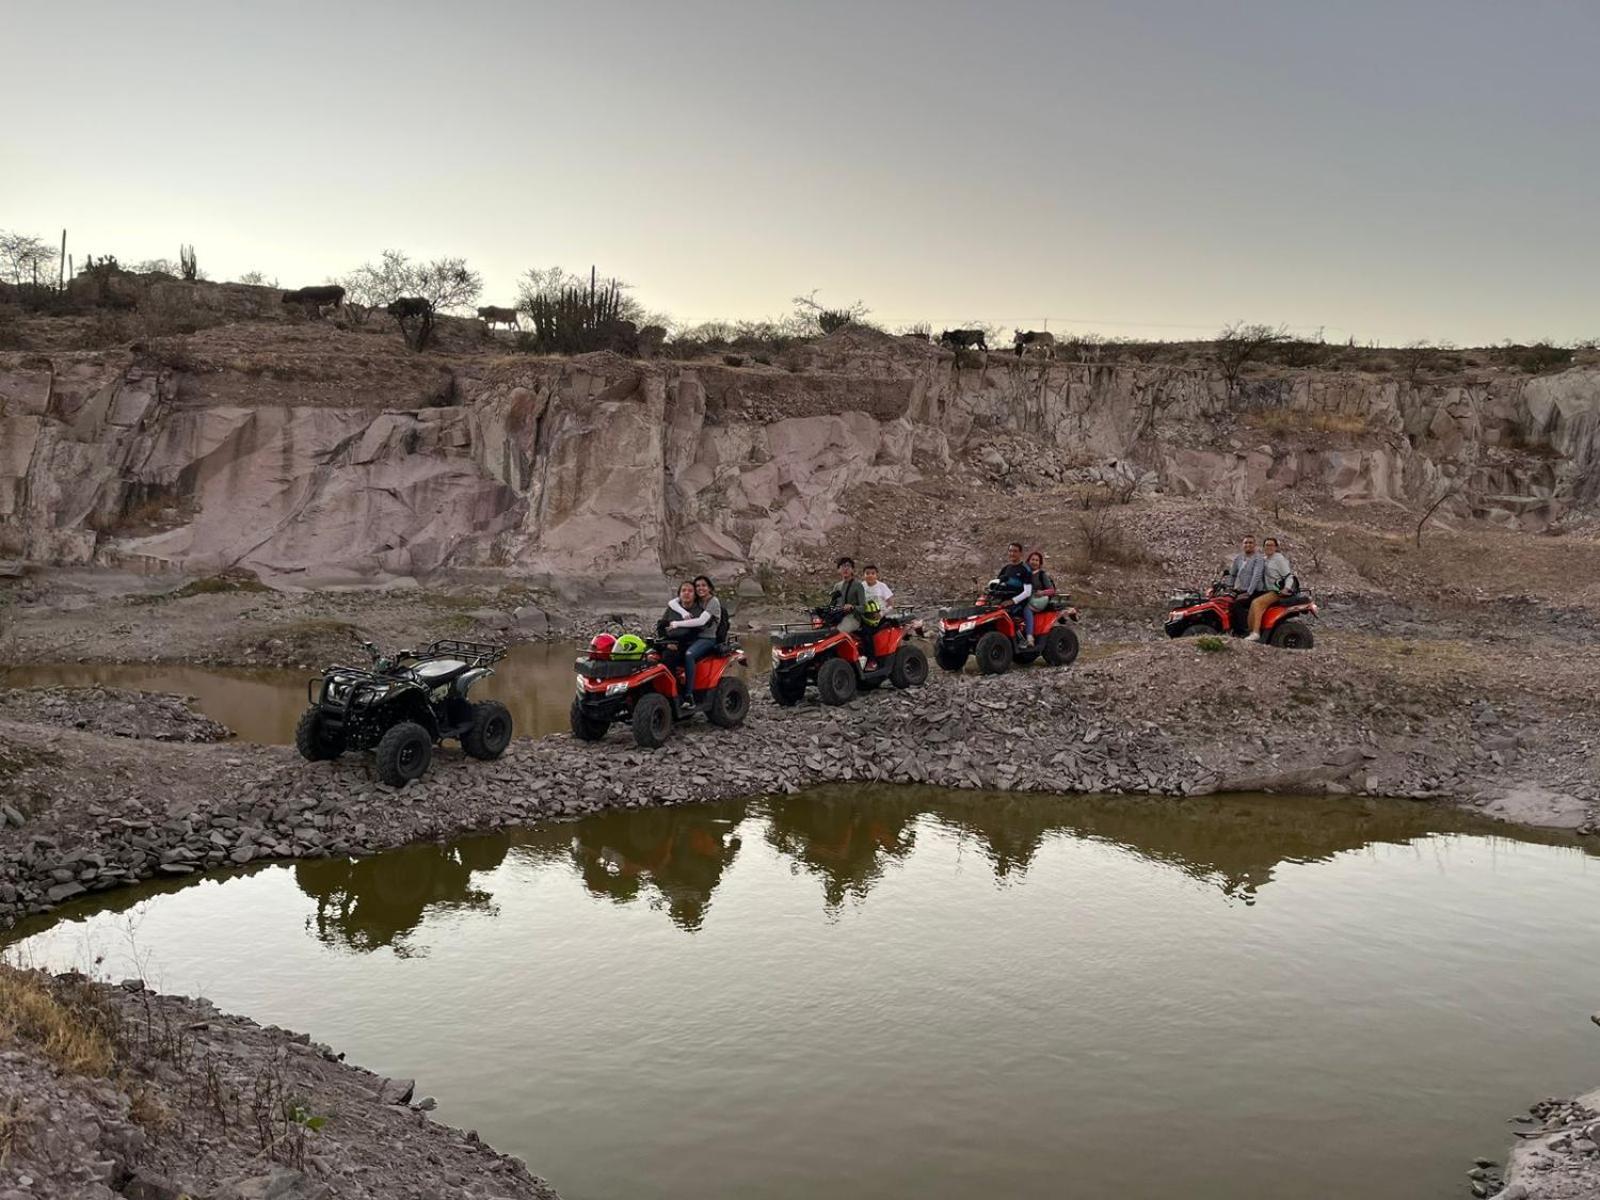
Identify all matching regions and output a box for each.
[3,333,1597,591]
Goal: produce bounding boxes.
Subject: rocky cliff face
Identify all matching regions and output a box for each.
[2,331,1596,592]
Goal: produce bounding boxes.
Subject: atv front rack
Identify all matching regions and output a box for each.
[417,638,506,667]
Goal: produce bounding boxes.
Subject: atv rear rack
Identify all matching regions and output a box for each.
[417,638,506,667]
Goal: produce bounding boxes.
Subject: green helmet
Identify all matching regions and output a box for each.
[612,633,647,660]
[864,597,884,625]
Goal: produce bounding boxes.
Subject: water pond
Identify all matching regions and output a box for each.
[9,788,1599,1199]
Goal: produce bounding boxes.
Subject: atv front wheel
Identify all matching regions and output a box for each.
[975,630,1014,675]
[569,697,609,742]
[708,675,751,728]
[375,721,433,786]
[815,657,858,706]
[464,700,513,759]
[294,707,345,762]
[890,643,929,689]
[631,693,673,748]
[934,638,969,673]
[1180,622,1221,638]
[1271,620,1315,650]
[1043,625,1080,667]
[769,670,808,707]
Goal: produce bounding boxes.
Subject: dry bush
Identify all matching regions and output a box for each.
[0,966,118,1075]
[1242,409,1369,435]
[1071,507,1150,568]
[1212,322,1289,390]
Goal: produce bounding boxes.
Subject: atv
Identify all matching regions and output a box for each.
[570,626,750,750]
[934,581,1081,675]
[296,638,513,786]
[1163,577,1318,648]
[768,607,930,706]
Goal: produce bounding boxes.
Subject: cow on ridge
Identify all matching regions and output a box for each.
[939,329,988,352]
[1013,330,1056,360]
[477,305,521,330]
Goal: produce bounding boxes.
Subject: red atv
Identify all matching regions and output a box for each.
[1163,577,1318,648]
[934,581,1081,675]
[769,607,930,706]
[570,628,750,749]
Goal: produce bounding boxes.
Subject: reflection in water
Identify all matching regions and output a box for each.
[562,805,747,932]
[207,788,1585,950]
[294,840,508,955]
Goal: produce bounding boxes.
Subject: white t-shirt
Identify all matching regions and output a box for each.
[864,581,894,612]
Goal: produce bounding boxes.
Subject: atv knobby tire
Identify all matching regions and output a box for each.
[975,630,1014,675]
[815,656,858,706]
[708,675,751,728]
[569,697,609,741]
[464,700,513,759]
[1270,619,1315,650]
[890,643,929,689]
[375,720,433,786]
[294,706,344,761]
[1043,624,1080,667]
[1180,622,1221,638]
[631,692,673,748]
[769,670,808,707]
[934,639,969,673]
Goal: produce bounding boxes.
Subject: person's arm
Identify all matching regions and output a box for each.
[671,608,714,630]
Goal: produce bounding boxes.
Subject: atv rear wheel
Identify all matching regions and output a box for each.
[569,697,609,741]
[375,721,433,786]
[1270,620,1315,650]
[463,700,513,759]
[631,693,673,749]
[1043,624,1080,667]
[934,638,969,673]
[294,706,344,761]
[890,643,929,689]
[708,675,750,728]
[975,630,1014,675]
[815,657,858,706]
[769,670,808,707]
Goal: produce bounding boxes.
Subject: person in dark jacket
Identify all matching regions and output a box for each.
[996,542,1035,647]
[668,576,723,710]
[656,580,700,675]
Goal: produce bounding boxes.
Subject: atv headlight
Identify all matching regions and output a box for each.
[958,620,977,632]
[606,681,629,696]
[795,648,816,662]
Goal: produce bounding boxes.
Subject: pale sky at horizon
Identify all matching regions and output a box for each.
[3,0,1596,345]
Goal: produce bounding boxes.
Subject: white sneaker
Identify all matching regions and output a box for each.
[1244,632,1260,643]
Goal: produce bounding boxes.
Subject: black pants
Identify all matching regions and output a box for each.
[1231,593,1262,634]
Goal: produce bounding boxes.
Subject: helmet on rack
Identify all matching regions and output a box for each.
[612,633,647,660]
[588,633,616,660]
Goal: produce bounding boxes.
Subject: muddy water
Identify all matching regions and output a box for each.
[0,640,775,745]
[10,788,1600,1200]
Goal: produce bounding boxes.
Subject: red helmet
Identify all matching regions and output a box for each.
[589,633,616,659]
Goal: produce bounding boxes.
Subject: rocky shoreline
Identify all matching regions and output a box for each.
[0,966,557,1199]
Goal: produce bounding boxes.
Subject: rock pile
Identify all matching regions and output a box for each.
[0,686,231,742]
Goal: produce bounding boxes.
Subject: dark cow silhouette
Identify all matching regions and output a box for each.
[939,328,988,351]
[1013,330,1056,359]
[386,296,434,320]
[476,305,521,330]
[281,285,345,308]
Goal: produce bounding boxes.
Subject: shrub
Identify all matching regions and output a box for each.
[1195,635,1227,653]
[1213,322,1289,390]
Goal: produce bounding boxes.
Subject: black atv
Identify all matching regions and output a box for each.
[296,638,513,786]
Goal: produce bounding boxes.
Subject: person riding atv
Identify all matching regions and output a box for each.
[769,600,930,706]
[570,620,750,748]
[1164,571,1319,648]
[934,566,1081,675]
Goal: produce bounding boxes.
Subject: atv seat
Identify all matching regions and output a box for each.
[411,658,469,684]
[1269,593,1307,609]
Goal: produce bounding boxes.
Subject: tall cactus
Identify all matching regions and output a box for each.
[523,269,631,354]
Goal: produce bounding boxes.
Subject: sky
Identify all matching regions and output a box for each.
[2,0,1596,345]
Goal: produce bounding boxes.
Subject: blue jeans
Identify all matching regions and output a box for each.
[1012,603,1034,639]
[683,638,716,695]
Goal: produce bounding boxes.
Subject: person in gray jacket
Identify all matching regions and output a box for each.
[1225,534,1266,634]
[1246,537,1294,641]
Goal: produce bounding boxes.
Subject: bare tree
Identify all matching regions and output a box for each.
[1213,322,1289,391]
[337,250,482,317]
[0,230,56,285]
[238,270,277,287]
[1415,478,1463,547]
[792,289,871,334]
